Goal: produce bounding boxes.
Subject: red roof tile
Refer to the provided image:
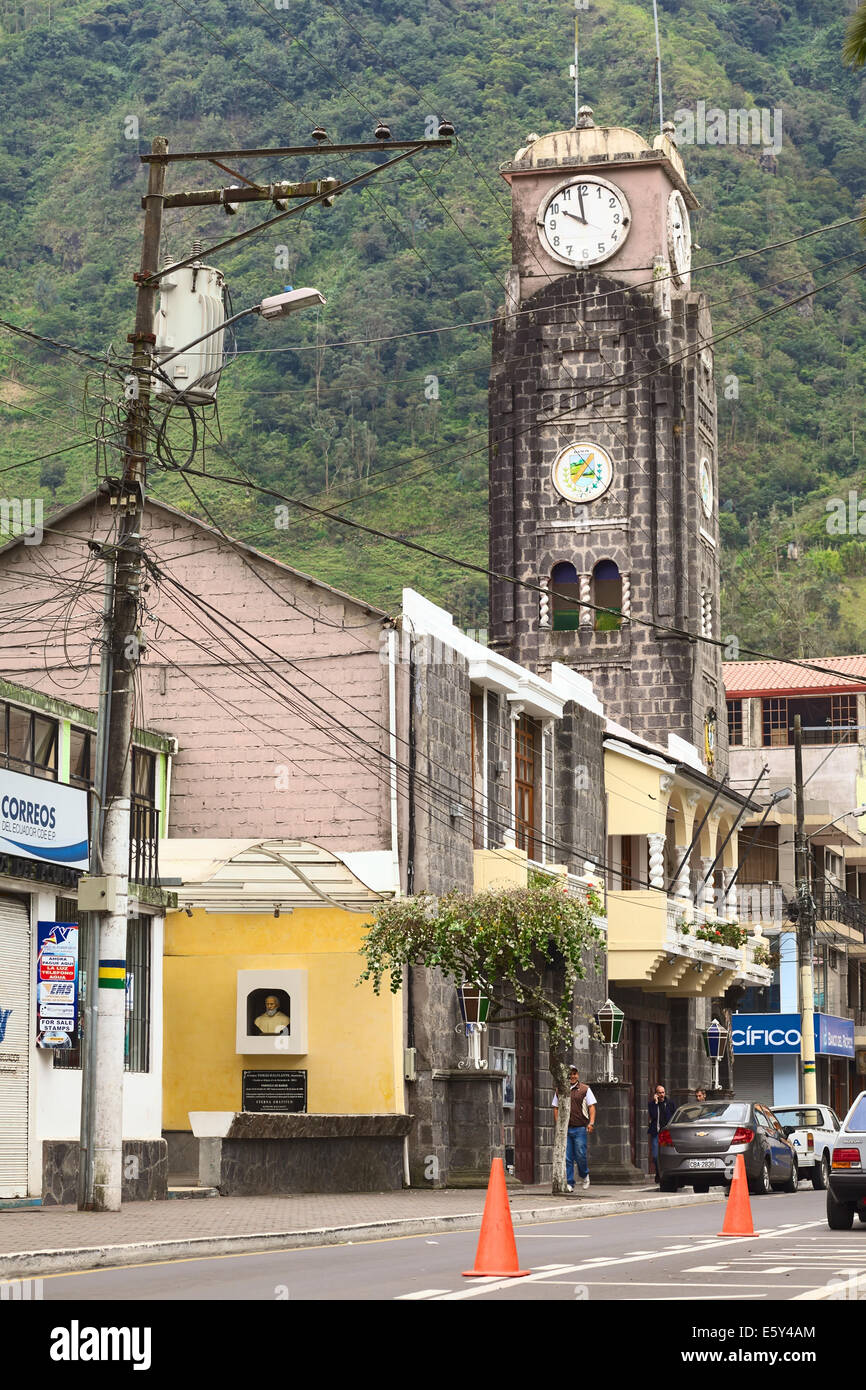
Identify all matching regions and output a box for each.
[722,655,866,696]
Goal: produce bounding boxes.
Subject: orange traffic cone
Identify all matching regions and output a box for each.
[462,1158,531,1277]
[717,1153,758,1238]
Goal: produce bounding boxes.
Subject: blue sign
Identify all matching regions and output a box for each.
[732,1012,856,1058]
[816,1013,855,1059]
[36,920,78,1049]
[732,1013,802,1055]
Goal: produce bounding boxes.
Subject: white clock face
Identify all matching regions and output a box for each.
[700,457,713,519]
[552,441,614,504]
[668,190,692,284]
[538,177,631,268]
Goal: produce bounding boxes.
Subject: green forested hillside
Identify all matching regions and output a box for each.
[0,0,864,653]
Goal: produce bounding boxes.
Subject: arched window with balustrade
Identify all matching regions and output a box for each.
[592,559,622,631]
[550,561,581,631]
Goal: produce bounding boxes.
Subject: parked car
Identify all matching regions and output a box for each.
[770,1103,841,1190]
[658,1100,798,1195]
[826,1090,866,1231]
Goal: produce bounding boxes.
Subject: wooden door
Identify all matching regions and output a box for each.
[514,1014,535,1184]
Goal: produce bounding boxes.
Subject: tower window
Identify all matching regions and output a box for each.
[551,561,582,631]
[592,559,622,632]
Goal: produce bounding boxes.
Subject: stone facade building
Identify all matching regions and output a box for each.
[488,114,726,776]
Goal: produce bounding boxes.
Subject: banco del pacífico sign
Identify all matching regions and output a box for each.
[732,1012,855,1058]
[0,768,89,871]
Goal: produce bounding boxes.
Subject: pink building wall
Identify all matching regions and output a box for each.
[0,496,392,851]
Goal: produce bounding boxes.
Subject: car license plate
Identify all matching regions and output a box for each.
[687,1159,716,1169]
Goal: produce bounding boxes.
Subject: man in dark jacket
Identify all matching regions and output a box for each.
[647,1084,677,1182]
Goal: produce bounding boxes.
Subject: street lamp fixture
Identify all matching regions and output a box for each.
[701,1017,729,1092]
[155,285,326,375]
[807,804,866,840]
[595,998,624,1083]
[455,983,490,1071]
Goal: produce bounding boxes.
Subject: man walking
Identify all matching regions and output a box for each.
[647,1083,677,1183]
[553,1065,596,1191]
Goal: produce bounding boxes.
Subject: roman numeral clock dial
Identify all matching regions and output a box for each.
[537,176,632,267]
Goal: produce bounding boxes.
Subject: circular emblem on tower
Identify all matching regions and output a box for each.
[699,456,713,519]
[551,441,614,504]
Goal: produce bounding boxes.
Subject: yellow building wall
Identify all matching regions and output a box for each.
[163,906,404,1131]
[605,750,669,836]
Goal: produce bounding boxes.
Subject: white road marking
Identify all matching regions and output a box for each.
[420,1220,826,1301]
[395,1288,452,1300]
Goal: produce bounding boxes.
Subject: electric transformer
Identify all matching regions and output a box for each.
[153,258,226,404]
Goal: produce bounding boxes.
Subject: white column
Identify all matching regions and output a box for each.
[673,846,691,903]
[540,723,548,864]
[648,834,666,890]
[579,572,592,627]
[699,856,716,914]
[723,867,737,921]
[482,689,489,850]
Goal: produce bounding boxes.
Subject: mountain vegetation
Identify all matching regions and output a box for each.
[0,0,864,658]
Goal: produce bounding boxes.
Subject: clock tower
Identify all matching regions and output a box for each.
[489,111,726,775]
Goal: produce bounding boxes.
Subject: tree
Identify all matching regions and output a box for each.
[39,460,65,496]
[358,878,605,1194]
[843,4,866,65]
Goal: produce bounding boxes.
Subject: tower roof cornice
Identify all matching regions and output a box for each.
[502,124,697,209]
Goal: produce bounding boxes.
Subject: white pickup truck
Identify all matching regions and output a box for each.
[770,1104,841,1189]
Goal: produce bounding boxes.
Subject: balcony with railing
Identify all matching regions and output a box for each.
[737,878,866,947]
[606,888,773,996]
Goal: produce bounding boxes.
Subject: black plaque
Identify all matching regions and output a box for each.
[242,1069,307,1114]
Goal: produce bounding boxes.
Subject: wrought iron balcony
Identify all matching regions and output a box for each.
[813,878,866,939]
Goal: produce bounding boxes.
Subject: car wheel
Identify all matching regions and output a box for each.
[826,1187,855,1231]
[659,1177,677,1193]
[812,1152,829,1191]
[781,1157,799,1194]
[692,1181,710,1193]
[751,1160,772,1196]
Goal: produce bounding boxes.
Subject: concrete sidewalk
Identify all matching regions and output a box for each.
[0,1183,725,1279]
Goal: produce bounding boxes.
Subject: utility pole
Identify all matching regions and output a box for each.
[793,713,818,1105]
[80,128,451,1211]
[88,135,169,1212]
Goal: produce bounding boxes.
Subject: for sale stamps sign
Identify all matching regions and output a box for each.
[36,921,79,1049]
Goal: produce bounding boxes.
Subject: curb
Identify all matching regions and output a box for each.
[0,1191,724,1279]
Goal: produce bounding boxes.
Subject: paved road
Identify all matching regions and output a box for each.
[26,1187,866,1301]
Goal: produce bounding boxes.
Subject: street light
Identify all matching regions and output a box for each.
[701,1017,729,1092]
[155,285,326,375]
[595,998,624,1082]
[807,804,866,840]
[455,983,490,1071]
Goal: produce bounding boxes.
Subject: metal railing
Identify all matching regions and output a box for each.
[129,799,159,888]
[813,878,866,939]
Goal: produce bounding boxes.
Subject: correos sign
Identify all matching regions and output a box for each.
[0,768,89,870]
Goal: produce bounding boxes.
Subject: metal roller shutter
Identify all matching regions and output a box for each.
[0,893,31,1197]
[731,1054,774,1105]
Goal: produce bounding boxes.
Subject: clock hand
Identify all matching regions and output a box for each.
[578,188,586,223]
[561,209,588,225]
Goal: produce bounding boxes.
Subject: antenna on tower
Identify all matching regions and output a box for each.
[570,0,580,128]
[652,0,664,133]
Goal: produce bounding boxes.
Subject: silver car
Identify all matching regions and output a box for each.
[826,1091,866,1231]
[657,1100,798,1195]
